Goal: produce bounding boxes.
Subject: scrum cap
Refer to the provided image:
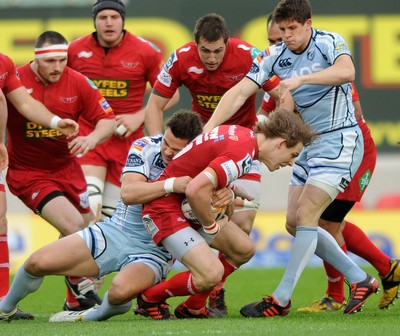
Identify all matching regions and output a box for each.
[92,0,125,21]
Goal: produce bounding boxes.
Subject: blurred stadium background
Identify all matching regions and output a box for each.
[1,0,399,270]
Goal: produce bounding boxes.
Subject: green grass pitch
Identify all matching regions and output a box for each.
[0,267,398,336]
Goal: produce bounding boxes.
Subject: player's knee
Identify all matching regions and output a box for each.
[285,221,296,236]
[226,237,255,267]
[237,238,256,265]
[107,282,132,305]
[25,252,50,276]
[231,211,256,235]
[195,262,224,291]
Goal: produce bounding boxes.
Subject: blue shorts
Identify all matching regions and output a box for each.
[291,125,364,193]
[77,221,174,283]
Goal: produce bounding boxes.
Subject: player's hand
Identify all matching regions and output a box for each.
[57,118,79,139]
[173,176,192,194]
[68,135,98,156]
[0,143,8,170]
[230,184,254,201]
[279,78,301,108]
[115,112,144,138]
[211,187,234,208]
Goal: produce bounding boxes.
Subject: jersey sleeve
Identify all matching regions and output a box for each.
[123,137,156,178]
[323,31,352,63]
[152,50,182,99]
[0,54,23,94]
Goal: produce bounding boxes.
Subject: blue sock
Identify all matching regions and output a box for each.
[273,226,318,306]
[0,266,43,313]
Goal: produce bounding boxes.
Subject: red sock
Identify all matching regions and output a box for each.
[65,276,90,307]
[343,221,391,277]
[324,243,347,303]
[0,234,9,298]
[183,253,236,310]
[142,271,200,302]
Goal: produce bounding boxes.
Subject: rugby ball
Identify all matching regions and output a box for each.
[181,198,227,225]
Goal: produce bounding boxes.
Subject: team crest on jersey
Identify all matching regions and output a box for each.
[307,49,315,61]
[60,96,77,104]
[249,63,260,74]
[0,71,8,81]
[126,153,145,167]
[225,74,245,82]
[121,60,139,69]
[99,98,113,114]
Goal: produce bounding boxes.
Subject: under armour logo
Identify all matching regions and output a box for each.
[184,238,195,246]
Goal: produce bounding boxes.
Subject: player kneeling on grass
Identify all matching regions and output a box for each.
[0,110,209,322]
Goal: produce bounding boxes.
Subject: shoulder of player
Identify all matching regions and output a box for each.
[131,135,162,151]
[227,38,260,58]
[16,62,30,74]
[0,52,14,66]
[68,34,92,49]
[175,41,196,56]
[313,28,343,43]
[124,31,162,53]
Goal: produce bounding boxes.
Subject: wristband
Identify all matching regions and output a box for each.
[203,222,220,235]
[116,124,127,136]
[50,116,61,129]
[164,178,175,194]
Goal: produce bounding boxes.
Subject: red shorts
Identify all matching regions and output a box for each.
[336,121,376,202]
[78,130,144,187]
[0,173,5,192]
[143,193,200,245]
[6,160,90,214]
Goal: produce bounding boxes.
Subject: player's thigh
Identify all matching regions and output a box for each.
[25,233,98,277]
[210,221,255,266]
[41,195,86,236]
[230,209,257,235]
[81,164,107,182]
